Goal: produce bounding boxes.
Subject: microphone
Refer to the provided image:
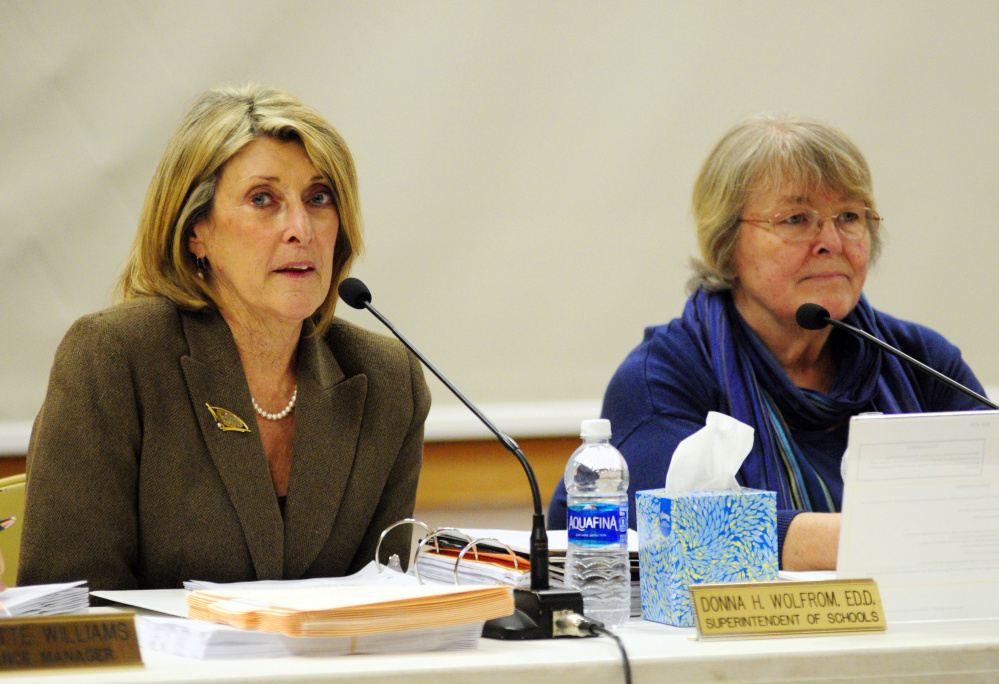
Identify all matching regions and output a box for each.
[795,303,834,331]
[338,277,585,639]
[795,303,998,409]
[337,277,372,309]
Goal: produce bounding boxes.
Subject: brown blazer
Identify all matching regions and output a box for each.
[18,297,430,590]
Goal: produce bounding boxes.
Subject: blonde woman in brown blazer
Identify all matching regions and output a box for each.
[19,84,430,591]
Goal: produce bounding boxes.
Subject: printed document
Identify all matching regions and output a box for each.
[837,410,999,621]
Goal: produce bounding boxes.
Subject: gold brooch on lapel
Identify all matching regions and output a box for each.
[205,403,251,432]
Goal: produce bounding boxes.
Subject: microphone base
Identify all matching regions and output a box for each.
[482,588,587,640]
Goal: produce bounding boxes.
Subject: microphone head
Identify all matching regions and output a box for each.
[337,277,372,309]
[796,303,832,330]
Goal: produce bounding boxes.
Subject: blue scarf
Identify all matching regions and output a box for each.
[684,288,922,512]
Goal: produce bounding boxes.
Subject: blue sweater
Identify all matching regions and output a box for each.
[548,306,985,563]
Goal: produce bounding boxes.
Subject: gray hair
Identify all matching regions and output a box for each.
[689,113,881,292]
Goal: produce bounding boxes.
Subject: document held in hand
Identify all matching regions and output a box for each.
[185,584,515,637]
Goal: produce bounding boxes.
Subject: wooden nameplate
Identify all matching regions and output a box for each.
[0,612,142,672]
[690,578,885,639]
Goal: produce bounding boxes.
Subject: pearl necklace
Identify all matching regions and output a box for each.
[252,385,298,421]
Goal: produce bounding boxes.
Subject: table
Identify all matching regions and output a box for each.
[5,615,999,683]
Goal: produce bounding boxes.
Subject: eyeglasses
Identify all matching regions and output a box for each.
[739,206,881,242]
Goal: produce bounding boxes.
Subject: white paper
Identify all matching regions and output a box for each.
[415,551,531,588]
[664,411,754,494]
[0,580,88,616]
[90,588,191,617]
[837,410,999,622]
[778,570,837,582]
[135,615,482,659]
[93,562,420,618]
[184,561,419,591]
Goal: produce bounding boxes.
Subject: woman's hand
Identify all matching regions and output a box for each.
[782,512,841,571]
[0,549,6,590]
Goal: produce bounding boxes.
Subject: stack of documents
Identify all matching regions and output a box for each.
[186,584,515,638]
[0,580,88,616]
[416,542,532,587]
[97,563,497,659]
[136,615,483,659]
[423,528,643,616]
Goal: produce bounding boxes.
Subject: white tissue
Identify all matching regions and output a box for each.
[664,412,754,494]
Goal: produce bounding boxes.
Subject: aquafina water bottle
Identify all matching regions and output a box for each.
[564,418,630,627]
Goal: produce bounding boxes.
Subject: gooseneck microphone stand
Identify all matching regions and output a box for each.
[338,277,585,639]
[795,303,998,409]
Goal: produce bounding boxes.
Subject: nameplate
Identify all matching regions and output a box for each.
[689,578,885,639]
[0,613,143,672]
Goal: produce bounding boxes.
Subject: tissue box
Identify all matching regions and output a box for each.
[637,488,778,627]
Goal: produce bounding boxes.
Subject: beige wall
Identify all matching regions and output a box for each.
[3,1,998,431]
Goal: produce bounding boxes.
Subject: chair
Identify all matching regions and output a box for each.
[0,473,26,587]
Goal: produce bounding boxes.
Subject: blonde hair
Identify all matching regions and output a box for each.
[689,113,881,292]
[116,83,362,334]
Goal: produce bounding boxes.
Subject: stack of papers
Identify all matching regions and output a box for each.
[416,545,532,587]
[98,563,495,660]
[136,615,483,659]
[424,528,643,616]
[0,580,88,616]
[186,584,515,637]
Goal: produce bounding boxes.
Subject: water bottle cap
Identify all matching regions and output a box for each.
[580,418,612,439]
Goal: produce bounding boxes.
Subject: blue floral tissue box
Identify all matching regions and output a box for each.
[637,488,778,627]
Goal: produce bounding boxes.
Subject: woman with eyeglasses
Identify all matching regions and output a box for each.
[548,114,986,571]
